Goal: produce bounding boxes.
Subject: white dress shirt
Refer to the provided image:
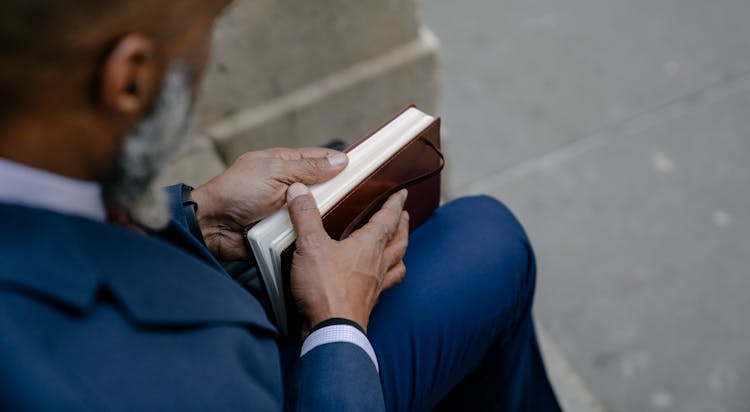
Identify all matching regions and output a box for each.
[0,157,378,370]
[0,157,106,222]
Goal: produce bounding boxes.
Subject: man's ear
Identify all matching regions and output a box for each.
[99,33,160,115]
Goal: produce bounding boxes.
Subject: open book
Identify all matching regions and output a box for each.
[244,106,443,335]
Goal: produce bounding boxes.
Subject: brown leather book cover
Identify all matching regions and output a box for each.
[322,110,443,239]
[247,106,443,335]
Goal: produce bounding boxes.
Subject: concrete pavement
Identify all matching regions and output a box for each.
[422,0,750,410]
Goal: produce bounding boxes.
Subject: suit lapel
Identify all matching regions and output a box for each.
[0,204,277,335]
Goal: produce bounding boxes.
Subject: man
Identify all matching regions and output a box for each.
[0,0,561,410]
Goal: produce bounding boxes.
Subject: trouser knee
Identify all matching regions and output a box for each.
[441,195,537,323]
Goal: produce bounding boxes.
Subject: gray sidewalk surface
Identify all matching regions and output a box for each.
[422,0,750,411]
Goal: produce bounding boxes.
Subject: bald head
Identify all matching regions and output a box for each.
[1,0,233,228]
[0,0,231,183]
[0,0,225,118]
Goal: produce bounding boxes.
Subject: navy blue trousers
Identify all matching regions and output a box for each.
[283,196,561,411]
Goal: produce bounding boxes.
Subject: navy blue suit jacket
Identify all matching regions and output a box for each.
[0,186,385,411]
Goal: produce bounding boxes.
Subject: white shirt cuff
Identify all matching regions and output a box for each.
[300,324,379,373]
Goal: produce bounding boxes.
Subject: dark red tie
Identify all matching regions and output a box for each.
[107,209,146,234]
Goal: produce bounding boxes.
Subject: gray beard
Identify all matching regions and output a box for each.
[103,63,193,230]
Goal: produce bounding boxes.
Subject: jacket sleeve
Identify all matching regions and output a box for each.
[162,184,226,272]
[165,184,192,233]
[166,184,386,409]
[287,342,386,411]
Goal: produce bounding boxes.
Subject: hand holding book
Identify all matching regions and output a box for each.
[286,183,409,334]
[191,147,349,261]
[246,106,442,335]
[185,107,441,336]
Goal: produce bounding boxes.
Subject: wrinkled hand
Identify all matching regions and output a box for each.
[191,148,348,261]
[286,183,409,334]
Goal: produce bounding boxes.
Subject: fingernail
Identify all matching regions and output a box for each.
[287,183,309,201]
[327,153,348,167]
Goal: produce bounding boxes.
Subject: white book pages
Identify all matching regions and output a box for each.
[246,107,435,334]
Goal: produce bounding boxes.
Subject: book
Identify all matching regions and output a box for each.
[244,106,443,335]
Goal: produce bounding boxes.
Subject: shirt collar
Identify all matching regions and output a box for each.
[0,157,107,222]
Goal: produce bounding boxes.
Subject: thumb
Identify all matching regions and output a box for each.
[287,183,328,242]
[285,153,348,185]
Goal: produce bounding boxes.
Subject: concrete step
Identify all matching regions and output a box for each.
[538,324,607,412]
